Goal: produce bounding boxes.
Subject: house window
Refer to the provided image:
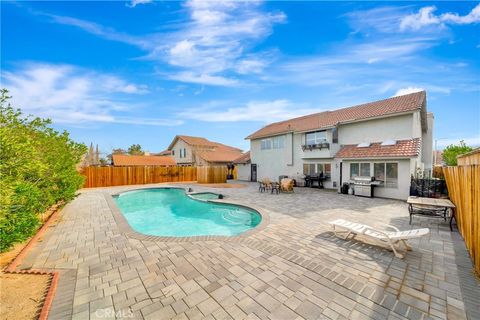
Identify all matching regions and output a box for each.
[350,162,370,178]
[172,149,175,156]
[303,163,331,180]
[272,136,285,149]
[261,139,272,150]
[305,131,326,146]
[184,148,187,157]
[332,127,338,144]
[374,162,398,188]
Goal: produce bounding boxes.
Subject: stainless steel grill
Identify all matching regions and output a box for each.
[353,177,375,197]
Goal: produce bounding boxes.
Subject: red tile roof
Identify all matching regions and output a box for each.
[196,150,244,163]
[168,135,242,152]
[112,154,176,166]
[233,151,251,164]
[246,91,426,140]
[156,150,172,156]
[335,139,421,159]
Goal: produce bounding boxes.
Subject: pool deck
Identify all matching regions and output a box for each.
[20,182,480,320]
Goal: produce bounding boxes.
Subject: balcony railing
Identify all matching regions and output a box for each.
[301,142,330,151]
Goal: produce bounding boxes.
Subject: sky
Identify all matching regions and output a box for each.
[2,1,479,156]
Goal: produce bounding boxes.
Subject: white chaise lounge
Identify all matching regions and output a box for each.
[329,219,429,258]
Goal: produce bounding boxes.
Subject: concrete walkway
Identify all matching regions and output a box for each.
[22,182,480,320]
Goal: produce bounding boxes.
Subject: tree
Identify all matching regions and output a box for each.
[0,89,87,251]
[107,148,126,162]
[128,144,144,155]
[442,140,473,166]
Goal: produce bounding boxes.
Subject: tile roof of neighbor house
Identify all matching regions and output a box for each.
[168,135,242,152]
[246,91,426,140]
[335,139,421,159]
[112,154,176,166]
[156,150,172,156]
[196,149,245,163]
[233,151,251,164]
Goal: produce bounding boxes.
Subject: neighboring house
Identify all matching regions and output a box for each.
[233,152,252,181]
[112,154,176,166]
[245,91,433,200]
[433,150,444,166]
[156,150,172,156]
[167,135,243,166]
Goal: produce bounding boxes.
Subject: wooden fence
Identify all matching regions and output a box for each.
[457,148,480,166]
[197,166,228,184]
[443,165,480,274]
[82,166,197,188]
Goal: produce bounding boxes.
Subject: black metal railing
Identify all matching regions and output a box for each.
[301,142,330,151]
[410,177,448,198]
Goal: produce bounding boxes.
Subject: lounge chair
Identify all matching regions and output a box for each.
[328,219,429,258]
[262,178,273,191]
[280,178,294,192]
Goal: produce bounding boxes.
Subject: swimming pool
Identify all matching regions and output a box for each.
[113,188,261,237]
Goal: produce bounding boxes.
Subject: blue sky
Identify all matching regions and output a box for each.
[2,1,479,156]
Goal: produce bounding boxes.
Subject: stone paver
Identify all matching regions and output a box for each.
[21,182,480,319]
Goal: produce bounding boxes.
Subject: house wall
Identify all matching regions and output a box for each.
[236,163,251,181]
[341,159,413,200]
[338,113,416,145]
[421,113,434,171]
[170,139,194,165]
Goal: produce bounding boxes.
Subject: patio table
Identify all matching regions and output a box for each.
[407,196,456,231]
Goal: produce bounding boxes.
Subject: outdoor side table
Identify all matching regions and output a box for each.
[407,196,456,231]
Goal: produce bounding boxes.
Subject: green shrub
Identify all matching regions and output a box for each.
[0,89,87,252]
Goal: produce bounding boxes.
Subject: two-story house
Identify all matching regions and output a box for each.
[245,91,433,200]
[167,135,243,166]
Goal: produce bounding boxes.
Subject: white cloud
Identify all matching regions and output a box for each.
[400,4,480,31]
[179,100,322,122]
[41,0,286,86]
[394,87,424,96]
[126,0,153,8]
[1,63,181,126]
[168,72,239,87]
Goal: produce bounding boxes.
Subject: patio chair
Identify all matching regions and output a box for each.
[280,178,294,193]
[258,181,266,193]
[262,178,273,192]
[328,219,429,258]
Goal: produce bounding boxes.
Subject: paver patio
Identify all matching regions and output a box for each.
[20,182,479,320]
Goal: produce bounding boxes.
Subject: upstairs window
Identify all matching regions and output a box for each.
[332,127,338,144]
[172,149,175,156]
[183,148,187,157]
[272,135,285,149]
[261,139,272,150]
[306,131,326,146]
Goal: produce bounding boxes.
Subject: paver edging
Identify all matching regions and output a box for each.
[105,185,271,242]
[3,203,64,320]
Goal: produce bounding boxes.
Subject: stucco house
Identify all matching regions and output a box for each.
[244,91,433,200]
[167,135,243,166]
[233,151,252,181]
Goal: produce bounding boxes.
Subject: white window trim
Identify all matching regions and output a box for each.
[374,161,399,189]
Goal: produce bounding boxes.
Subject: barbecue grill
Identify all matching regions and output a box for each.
[352,177,380,197]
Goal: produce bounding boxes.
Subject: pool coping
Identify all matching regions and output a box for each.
[104,185,271,242]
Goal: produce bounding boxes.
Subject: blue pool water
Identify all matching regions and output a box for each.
[114,188,261,237]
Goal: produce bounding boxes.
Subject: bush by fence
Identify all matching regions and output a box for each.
[0,90,86,252]
[443,165,480,275]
